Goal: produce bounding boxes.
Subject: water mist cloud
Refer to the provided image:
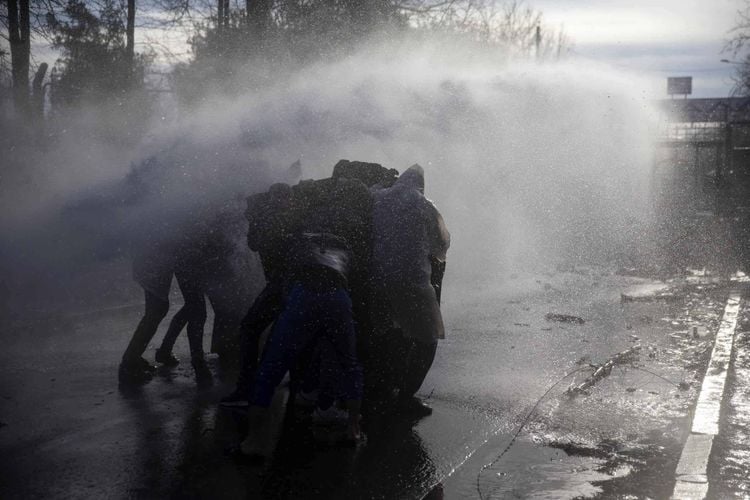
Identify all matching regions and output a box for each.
[1,36,660,302]
[160,38,659,280]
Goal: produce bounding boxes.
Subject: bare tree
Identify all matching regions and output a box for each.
[126,0,135,65]
[247,0,272,36]
[725,1,750,96]
[396,0,569,58]
[7,0,31,114]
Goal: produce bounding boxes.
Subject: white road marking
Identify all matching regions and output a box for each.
[671,292,742,500]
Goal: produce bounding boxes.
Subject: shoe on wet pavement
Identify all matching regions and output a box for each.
[396,396,433,418]
[136,357,157,373]
[312,405,349,426]
[155,349,179,366]
[191,356,213,385]
[294,390,318,409]
[226,443,265,464]
[118,357,155,385]
[233,429,267,462]
[219,390,249,408]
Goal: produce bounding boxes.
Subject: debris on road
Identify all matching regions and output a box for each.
[545,313,585,324]
[616,267,643,277]
[621,291,680,303]
[575,355,591,366]
[565,346,642,397]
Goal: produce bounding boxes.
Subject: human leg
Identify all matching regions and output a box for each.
[242,285,311,454]
[396,338,438,417]
[248,286,309,407]
[156,306,188,365]
[316,288,364,440]
[224,282,283,403]
[120,289,170,383]
[123,289,170,362]
[317,290,363,402]
[362,286,398,401]
[173,274,207,360]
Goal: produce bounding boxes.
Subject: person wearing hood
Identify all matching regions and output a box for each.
[220,183,296,406]
[371,164,450,417]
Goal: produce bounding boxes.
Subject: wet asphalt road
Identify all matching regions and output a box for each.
[0,267,726,499]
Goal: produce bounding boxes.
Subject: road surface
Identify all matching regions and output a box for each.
[0,264,737,499]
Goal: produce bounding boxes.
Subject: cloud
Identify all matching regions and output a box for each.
[533,0,741,96]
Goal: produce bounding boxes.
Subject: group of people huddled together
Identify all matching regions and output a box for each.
[118,160,450,454]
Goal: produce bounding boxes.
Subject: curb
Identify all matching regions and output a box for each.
[671,291,742,499]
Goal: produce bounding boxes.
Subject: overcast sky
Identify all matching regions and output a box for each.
[534,0,744,97]
[32,1,746,99]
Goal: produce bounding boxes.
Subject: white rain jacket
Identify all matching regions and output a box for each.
[372,164,450,341]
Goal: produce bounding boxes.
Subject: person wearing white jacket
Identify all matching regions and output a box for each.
[371,164,450,416]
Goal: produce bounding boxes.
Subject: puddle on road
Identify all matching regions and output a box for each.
[475,438,631,500]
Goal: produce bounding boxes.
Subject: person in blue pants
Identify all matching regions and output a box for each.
[239,232,364,457]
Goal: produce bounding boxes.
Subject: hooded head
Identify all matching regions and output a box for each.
[245,183,293,251]
[332,159,399,188]
[395,164,425,194]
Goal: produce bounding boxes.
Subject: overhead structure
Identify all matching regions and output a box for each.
[655,96,750,216]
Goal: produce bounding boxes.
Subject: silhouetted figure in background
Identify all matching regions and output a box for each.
[120,198,257,385]
[154,252,212,384]
[120,240,176,384]
[371,164,450,417]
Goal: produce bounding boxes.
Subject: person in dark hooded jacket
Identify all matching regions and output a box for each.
[371,164,450,417]
[220,183,296,405]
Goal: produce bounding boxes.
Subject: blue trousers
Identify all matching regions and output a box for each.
[250,283,363,407]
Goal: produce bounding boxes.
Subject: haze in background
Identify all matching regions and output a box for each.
[536,0,741,97]
[0,34,660,318]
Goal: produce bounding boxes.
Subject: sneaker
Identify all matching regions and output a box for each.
[396,396,433,418]
[220,390,249,408]
[239,433,266,459]
[118,358,154,385]
[294,390,318,409]
[135,356,157,373]
[192,357,213,386]
[155,349,179,366]
[311,405,349,426]
[226,443,264,464]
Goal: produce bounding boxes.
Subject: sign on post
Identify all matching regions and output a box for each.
[667,77,692,97]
